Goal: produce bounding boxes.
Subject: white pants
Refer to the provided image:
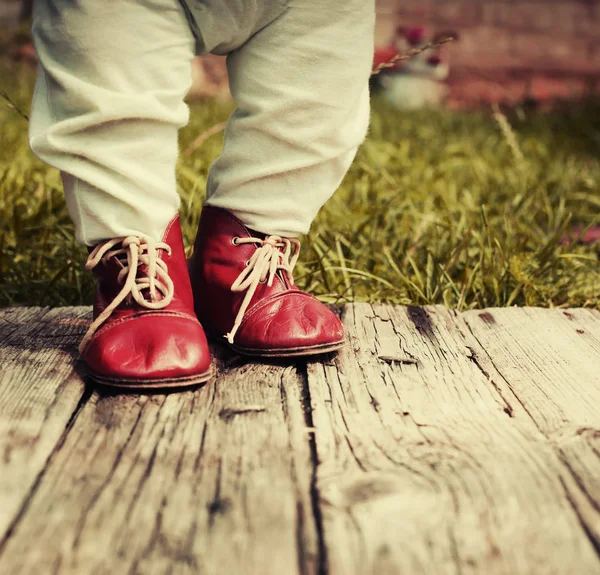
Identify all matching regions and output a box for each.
[29,0,374,245]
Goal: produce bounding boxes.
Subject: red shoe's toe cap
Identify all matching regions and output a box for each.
[83,312,212,384]
[236,292,345,353]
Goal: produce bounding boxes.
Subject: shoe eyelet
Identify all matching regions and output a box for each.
[245,260,251,267]
[231,236,240,246]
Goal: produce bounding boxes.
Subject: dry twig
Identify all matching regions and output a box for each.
[0,87,29,121]
[370,36,455,77]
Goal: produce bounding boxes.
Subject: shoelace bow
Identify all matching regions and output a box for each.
[79,236,174,354]
[226,235,301,344]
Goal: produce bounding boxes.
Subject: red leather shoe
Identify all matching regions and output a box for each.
[79,215,213,389]
[189,206,345,357]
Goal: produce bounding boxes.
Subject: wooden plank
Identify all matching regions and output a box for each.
[307,304,600,574]
[3,304,600,574]
[462,307,600,553]
[0,343,319,574]
[0,307,88,546]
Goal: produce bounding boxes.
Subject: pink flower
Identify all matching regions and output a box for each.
[405,27,426,46]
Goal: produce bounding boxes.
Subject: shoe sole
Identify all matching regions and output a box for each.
[85,367,214,390]
[218,337,346,358]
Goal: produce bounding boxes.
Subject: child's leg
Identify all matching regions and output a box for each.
[29,0,196,245]
[202,0,375,237]
[28,0,213,388]
[187,0,375,355]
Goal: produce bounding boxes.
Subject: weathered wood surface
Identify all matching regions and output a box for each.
[309,305,600,575]
[463,307,600,553]
[0,310,317,574]
[0,308,87,540]
[0,304,599,575]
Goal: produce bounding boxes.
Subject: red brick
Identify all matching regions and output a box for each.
[485,2,594,35]
[447,74,597,108]
[394,1,435,19]
[375,0,600,76]
[448,77,528,107]
[576,3,600,38]
[450,26,518,69]
[589,41,600,70]
[528,76,590,100]
[431,1,481,28]
[482,3,551,31]
[511,33,596,73]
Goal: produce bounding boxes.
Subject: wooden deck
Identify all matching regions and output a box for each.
[1,304,600,574]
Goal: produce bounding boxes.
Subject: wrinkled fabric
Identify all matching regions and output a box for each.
[29,0,374,244]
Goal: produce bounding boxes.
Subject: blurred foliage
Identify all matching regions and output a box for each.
[0,54,599,309]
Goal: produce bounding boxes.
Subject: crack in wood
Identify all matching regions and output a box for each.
[0,308,52,345]
[297,362,328,575]
[463,326,535,423]
[465,346,515,418]
[3,305,600,573]
[207,459,226,528]
[193,382,216,475]
[122,401,168,521]
[72,397,148,550]
[462,310,600,564]
[559,475,600,556]
[279,370,310,575]
[218,406,267,422]
[377,355,418,366]
[0,383,93,558]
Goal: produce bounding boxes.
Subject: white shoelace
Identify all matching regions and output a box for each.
[226,235,301,344]
[79,236,174,354]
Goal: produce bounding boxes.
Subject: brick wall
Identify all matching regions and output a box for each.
[0,0,21,25]
[2,0,599,105]
[376,0,600,104]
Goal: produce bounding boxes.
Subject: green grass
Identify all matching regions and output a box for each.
[1,56,599,310]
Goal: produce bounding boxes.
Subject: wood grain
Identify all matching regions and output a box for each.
[0,307,88,546]
[0,343,320,575]
[463,307,600,553]
[306,304,600,574]
[1,305,600,574]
